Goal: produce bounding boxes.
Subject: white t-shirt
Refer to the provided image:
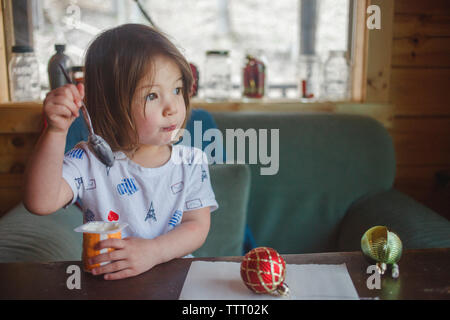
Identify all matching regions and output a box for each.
[62,142,219,239]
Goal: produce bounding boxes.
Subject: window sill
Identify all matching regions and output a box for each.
[0,99,393,134]
[191,98,393,128]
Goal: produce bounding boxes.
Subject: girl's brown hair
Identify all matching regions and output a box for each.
[84,24,193,152]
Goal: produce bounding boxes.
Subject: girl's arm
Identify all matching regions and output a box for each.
[153,207,211,262]
[23,128,75,214]
[23,84,84,215]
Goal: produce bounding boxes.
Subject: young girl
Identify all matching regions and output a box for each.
[23,24,218,280]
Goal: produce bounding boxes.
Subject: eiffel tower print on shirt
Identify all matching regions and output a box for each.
[145,201,157,222]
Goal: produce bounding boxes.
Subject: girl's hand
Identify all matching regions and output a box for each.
[89,237,158,280]
[43,83,84,134]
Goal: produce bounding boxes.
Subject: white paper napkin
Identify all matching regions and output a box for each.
[179,261,359,300]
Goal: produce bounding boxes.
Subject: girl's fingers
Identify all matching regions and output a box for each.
[88,249,126,265]
[47,105,72,120]
[94,238,126,251]
[104,268,136,281]
[48,95,79,118]
[67,84,82,104]
[54,84,82,107]
[91,260,129,277]
[77,83,85,100]
[67,84,83,107]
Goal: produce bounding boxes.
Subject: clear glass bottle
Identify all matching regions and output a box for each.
[204,50,231,101]
[323,50,350,101]
[297,54,321,101]
[242,50,267,99]
[8,45,41,101]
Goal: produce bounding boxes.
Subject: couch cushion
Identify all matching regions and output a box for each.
[338,189,450,251]
[0,203,83,263]
[212,112,396,253]
[194,164,251,257]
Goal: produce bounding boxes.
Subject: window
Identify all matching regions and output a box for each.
[27,0,350,99]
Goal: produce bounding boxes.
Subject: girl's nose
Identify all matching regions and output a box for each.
[163,105,177,117]
[163,99,177,117]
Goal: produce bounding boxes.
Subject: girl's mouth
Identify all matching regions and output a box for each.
[162,125,177,132]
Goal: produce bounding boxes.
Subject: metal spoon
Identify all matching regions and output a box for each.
[58,63,115,167]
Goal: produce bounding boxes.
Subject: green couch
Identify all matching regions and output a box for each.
[0,112,449,263]
[212,112,450,253]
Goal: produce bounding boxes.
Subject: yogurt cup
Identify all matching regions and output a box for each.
[74,221,128,272]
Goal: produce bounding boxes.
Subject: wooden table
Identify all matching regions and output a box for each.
[0,248,449,300]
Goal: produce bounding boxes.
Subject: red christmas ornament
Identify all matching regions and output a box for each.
[240,247,289,296]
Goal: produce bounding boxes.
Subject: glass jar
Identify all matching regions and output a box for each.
[323,50,350,101]
[297,54,321,101]
[242,51,267,99]
[204,50,231,101]
[8,45,41,101]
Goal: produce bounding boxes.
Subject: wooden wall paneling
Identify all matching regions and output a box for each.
[394,0,450,15]
[394,165,450,203]
[0,103,43,133]
[391,117,450,171]
[392,11,450,68]
[0,133,38,174]
[390,0,450,218]
[391,131,450,166]
[393,13,450,38]
[0,173,23,215]
[392,36,450,68]
[390,68,450,115]
[392,117,450,134]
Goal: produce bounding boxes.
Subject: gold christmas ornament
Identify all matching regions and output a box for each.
[361,226,402,278]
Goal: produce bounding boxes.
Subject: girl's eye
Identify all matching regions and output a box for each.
[146,93,157,101]
[174,87,182,95]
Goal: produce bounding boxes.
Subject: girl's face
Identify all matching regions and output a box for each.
[132,55,186,147]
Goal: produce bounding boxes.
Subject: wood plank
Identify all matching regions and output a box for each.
[390,68,450,109]
[394,13,450,38]
[350,0,368,102]
[0,187,22,216]
[0,101,394,131]
[395,0,450,15]
[0,173,24,216]
[0,153,31,174]
[0,133,38,174]
[394,104,450,117]
[392,36,450,68]
[0,0,10,102]
[2,0,14,80]
[391,117,450,134]
[0,102,44,133]
[0,133,38,155]
[394,165,450,206]
[391,131,450,166]
[365,0,394,103]
[191,99,338,112]
[193,100,393,127]
[0,173,23,188]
